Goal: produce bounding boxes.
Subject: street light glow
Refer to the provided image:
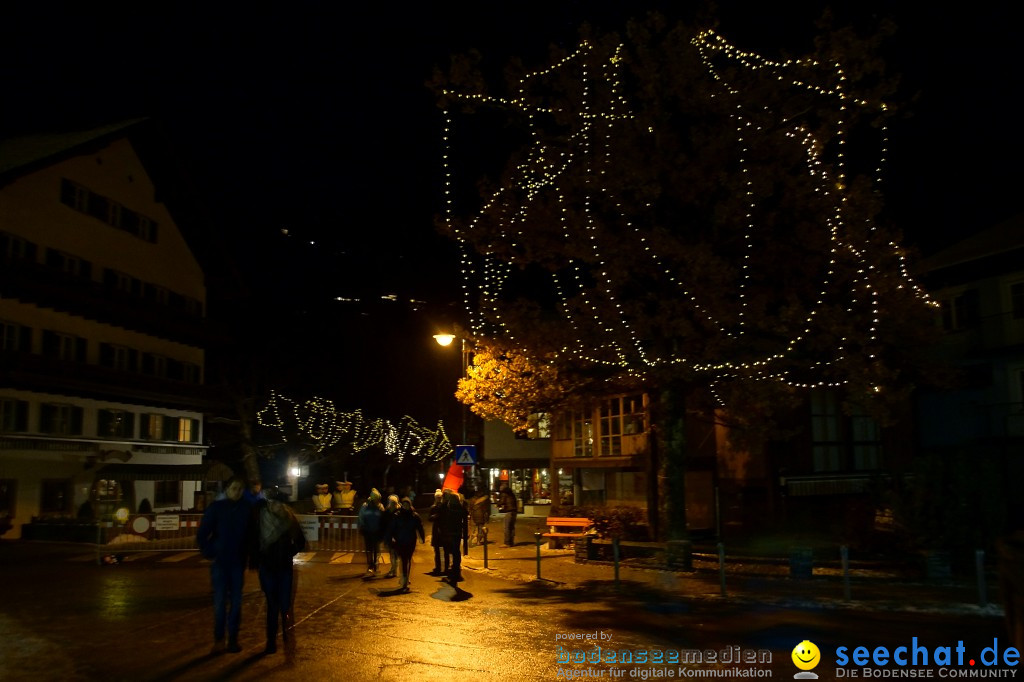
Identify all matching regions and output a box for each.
[433,333,456,347]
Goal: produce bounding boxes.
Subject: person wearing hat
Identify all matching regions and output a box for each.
[382,494,401,578]
[428,489,449,575]
[388,497,425,592]
[312,483,331,514]
[248,487,305,655]
[331,480,355,513]
[357,488,385,574]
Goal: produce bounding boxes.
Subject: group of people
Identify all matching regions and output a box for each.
[196,476,305,656]
[355,488,426,590]
[196,476,523,655]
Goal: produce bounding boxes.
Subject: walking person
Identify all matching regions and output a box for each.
[498,484,518,547]
[248,487,305,655]
[388,497,425,591]
[197,476,252,653]
[357,488,385,574]
[428,489,449,575]
[468,488,491,546]
[382,494,400,578]
[438,489,469,582]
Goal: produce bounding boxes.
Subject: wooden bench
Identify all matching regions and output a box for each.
[542,517,593,549]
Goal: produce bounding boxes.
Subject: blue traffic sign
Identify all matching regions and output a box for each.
[454,445,477,465]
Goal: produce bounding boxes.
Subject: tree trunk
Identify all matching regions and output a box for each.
[235,397,261,485]
[655,381,690,542]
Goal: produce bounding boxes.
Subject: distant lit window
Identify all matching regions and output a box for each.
[177,418,199,443]
[141,414,164,440]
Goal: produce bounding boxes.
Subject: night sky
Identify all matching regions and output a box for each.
[1,2,1020,416]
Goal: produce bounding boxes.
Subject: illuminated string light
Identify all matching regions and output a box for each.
[257,391,453,461]
[440,28,935,388]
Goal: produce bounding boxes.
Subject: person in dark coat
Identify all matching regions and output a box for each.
[382,494,400,578]
[468,488,491,546]
[428,489,449,575]
[388,497,425,591]
[437,489,469,582]
[197,476,252,653]
[357,488,384,574]
[249,487,305,655]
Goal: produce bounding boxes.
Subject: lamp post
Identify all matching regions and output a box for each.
[432,333,469,445]
[434,331,473,487]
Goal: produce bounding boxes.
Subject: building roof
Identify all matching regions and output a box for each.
[0,119,148,180]
[920,213,1024,273]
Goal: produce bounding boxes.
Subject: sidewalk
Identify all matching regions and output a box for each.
[460,513,1007,618]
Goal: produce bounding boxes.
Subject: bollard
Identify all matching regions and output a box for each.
[534,532,543,580]
[841,545,851,602]
[718,542,726,597]
[482,526,489,569]
[613,537,620,590]
[976,549,988,608]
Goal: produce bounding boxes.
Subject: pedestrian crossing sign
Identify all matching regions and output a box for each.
[455,445,477,465]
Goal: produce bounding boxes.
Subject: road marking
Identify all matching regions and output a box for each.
[295,552,318,563]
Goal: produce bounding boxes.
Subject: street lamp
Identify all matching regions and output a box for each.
[433,331,469,444]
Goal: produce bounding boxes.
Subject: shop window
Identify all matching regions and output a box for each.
[154,480,180,507]
[40,479,72,515]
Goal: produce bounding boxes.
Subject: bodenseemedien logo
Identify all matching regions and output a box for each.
[793,640,821,679]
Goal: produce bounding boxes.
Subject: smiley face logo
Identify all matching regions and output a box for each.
[792,640,821,671]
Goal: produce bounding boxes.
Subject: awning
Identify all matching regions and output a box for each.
[95,460,235,482]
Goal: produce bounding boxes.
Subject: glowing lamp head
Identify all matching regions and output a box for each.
[433,333,455,347]
[289,466,301,477]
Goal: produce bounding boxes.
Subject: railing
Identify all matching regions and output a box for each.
[92,512,365,561]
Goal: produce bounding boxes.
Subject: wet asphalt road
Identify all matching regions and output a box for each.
[0,542,1014,681]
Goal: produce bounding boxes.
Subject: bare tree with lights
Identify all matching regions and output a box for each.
[435,16,937,545]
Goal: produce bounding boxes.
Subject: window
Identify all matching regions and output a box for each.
[524,413,550,440]
[41,330,86,362]
[103,269,142,296]
[143,283,169,306]
[0,230,37,261]
[0,479,16,519]
[940,289,980,331]
[554,411,591,456]
[45,248,92,279]
[1,321,31,352]
[141,353,168,378]
[60,178,158,243]
[39,403,84,435]
[177,418,199,443]
[98,409,135,439]
[142,414,164,440]
[598,395,644,456]
[1012,282,1024,320]
[39,479,72,515]
[0,398,29,432]
[154,480,180,507]
[99,343,138,372]
[166,359,201,383]
[93,479,120,500]
[810,390,881,472]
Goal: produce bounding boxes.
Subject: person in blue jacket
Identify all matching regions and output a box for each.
[197,475,252,653]
[357,488,385,574]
